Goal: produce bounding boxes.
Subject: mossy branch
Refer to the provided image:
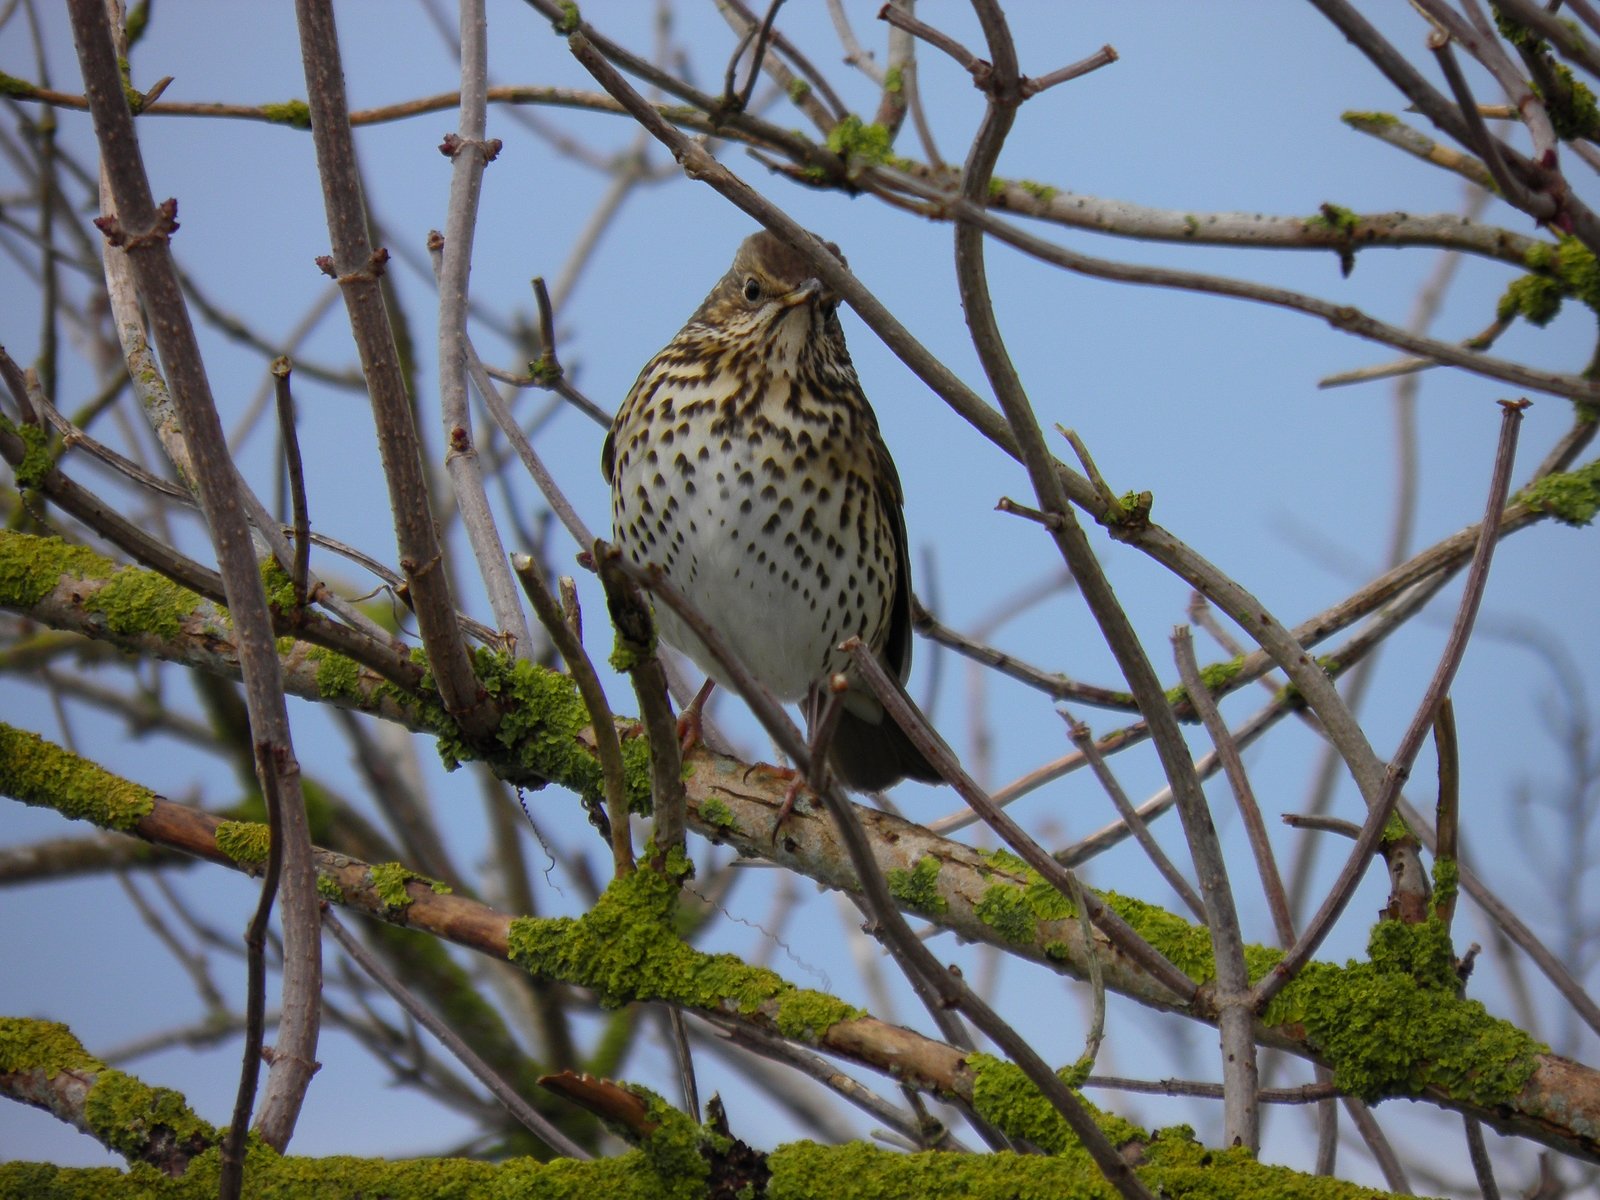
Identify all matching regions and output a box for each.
[3,723,1595,1166]
[0,1015,1417,1200]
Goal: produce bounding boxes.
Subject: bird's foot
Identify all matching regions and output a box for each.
[676,678,717,756]
[770,769,808,845]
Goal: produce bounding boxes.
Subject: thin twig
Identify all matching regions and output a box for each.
[1257,400,1527,1009]
[1083,1076,1340,1104]
[1065,872,1106,1077]
[429,75,534,662]
[463,325,596,551]
[842,640,1198,1005]
[1173,628,1258,1153]
[872,164,1598,405]
[1283,814,1364,839]
[876,3,989,81]
[295,0,495,737]
[1463,1115,1502,1200]
[69,0,321,1154]
[1175,632,1295,949]
[512,553,633,876]
[596,549,685,864]
[271,359,311,611]
[665,1007,699,1120]
[1433,697,1460,930]
[1430,33,1534,216]
[221,741,287,1191]
[1021,45,1118,97]
[1061,710,1204,921]
[697,1010,938,1145]
[1397,791,1600,1038]
[527,276,611,428]
[1341,1095,1412,1195]
[322,909,591,1160]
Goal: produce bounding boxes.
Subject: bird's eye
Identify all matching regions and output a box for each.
[742,277,762,303]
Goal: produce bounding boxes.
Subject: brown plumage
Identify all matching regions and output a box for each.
[602,230,939,790]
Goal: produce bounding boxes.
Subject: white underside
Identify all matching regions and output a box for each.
[622,431,862,702]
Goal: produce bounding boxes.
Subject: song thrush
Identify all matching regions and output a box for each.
[603,230,940,791]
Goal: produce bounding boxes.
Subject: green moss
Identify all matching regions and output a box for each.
[987,175,1008,200]
[1497,271,1565,326]
[887,854,947,915]
[368,861,450,910]
[1264,919,1543,1105]
[609,628,651,672]
[214,819,271,866]
[82,1069,218,1162]
[975,882,1035,943]
[619,734,655,816]
[9,420,53,489]
[968,858,1541,1112]
[0,531,116,610]
[309,646,363,702]
[117,56,144,115]
[0,723,156,832]
[259,100,311,129]
[259,557,297,610]
[125,0,151,45]
[1340,108,1400,129]
[0,1017,103,1075]
[825,114,893,166]
[967,1053,1145,1155]
[1543,63,1600,140]
[86,564,198,641]
[634,1093,711,1198]
[1024,877,1077,925]
[1017,179,1060,203]
[975,845,1029,875]
[1103,890,1221,981]
[1431,857,1458,912]
[1518,458,1600,525]
[529,352,562,386]
[315,872,346,903]
[1509,235,1600,324]
[1307,202,1360,235]
[472,649,608,804]
[1167,655,1245,708]
[554,1,581,35]
[507,858,861,1038]
[0,1143,698,1198]
[787,77,812,102]
[1367,918,1455,989]
[773,990,858,1041]
[772,1136,1394,1200]
[883,65,903,94]
[698,796,736,830]
[0,1020,218,1169]
[0,70,38,98]
[1379,810,1413,849]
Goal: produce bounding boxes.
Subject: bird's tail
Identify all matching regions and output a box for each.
[826,703,944,792]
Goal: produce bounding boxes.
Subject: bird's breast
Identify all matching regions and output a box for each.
[610,381,896,701]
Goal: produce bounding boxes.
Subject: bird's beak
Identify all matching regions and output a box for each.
[779,278,824,308]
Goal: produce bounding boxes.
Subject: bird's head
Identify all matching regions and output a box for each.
[692,230,846,344]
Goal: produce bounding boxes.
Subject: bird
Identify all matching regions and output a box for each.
[602,229,941,792]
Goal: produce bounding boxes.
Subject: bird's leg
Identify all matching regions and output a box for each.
[771,681,847,842]
[676,678,717,756]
